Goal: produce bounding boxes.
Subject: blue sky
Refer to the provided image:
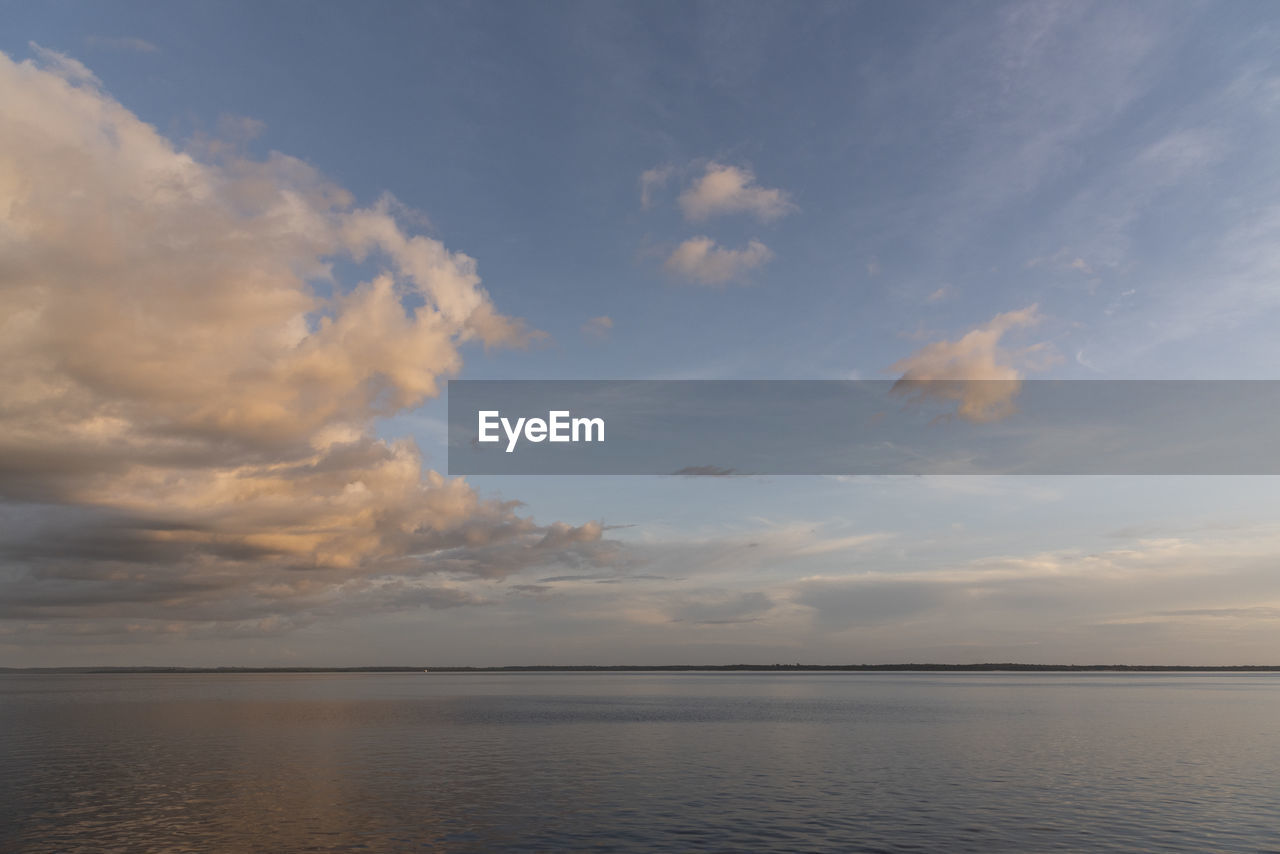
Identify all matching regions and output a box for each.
[3,2,1280,665]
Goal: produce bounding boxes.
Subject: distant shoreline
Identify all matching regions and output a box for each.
[4,664,1280,674]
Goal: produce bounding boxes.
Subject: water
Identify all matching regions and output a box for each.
[2,672,1278,852]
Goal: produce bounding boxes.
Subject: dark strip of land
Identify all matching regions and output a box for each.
[3,664,1280,674]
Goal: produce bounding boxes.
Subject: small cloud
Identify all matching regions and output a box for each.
[85,35,160,54]
[672,465,736,477]
[1027,248,1099,278]
[190,115,269,160]
[29,42,99,86]
[890,305,1054,423]
[639,165,673,209]
[663,236,772,285]
[794,532,892,556]
[537,573,667,584]
[899,321,942,342]
[1151,607,1280,620]
[582,315,613,340]
[1075,349,1102,372]
[536,520,604,550]
[867,258,881,276]
[678,162,796,223]
[217,114,266,142]
[1135,129,1225,178]
[927,284,953,303]
[511,584,552,596]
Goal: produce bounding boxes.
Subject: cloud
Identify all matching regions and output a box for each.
[639,165,672,209]
[27,41,98,84]
[677,162,796,222]
[793,533,893,557]
[663,237,773,285]
[1025,248,1099,278]
[582,315,613,340]
[672,465,736,477]
[670,591,775,625]
[1151,607,1280,620]
[85,35,160,54]
[0,47,609,638]
[794,580,949,631]
[782,522,1280,646]
[889,305,1053,422]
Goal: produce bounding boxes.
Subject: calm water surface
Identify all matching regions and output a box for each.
[2,672,1279,852]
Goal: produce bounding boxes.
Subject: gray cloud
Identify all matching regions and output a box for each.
[670,592,775,625]
[672,466,737,477]
[794,580,950,631]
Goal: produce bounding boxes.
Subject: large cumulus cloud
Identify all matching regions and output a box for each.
[0,46,614,641]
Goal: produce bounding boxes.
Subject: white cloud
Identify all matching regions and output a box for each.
[793,532,893,556]
[27,41,98,84]
[889,305,1054,422]
[638,165,672,209]
[663,236,773,285]
[582,315,614,340]
[780,521,1280,655]
[1025,248,1099,278]
[677,162,796,222]
[85,35,160,54]
[0,47,610,638]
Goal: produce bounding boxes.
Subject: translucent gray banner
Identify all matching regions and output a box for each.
[446,380,1280,475]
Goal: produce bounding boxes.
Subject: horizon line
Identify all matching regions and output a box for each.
[5,663,1280,674]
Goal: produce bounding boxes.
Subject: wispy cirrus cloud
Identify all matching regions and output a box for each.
[788,524,1280,644]
[85,34,160,54]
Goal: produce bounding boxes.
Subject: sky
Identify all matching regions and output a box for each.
[2,1,1280,666]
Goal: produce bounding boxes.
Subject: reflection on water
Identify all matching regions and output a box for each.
[2,672,1278,852]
